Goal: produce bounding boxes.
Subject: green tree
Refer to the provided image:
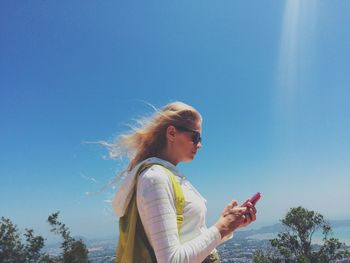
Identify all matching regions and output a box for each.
[1,213,90,262]
[47,212,89,263]
[253,250,277,263]
[23,228,45,262]
[253,206,349,263]
[0,217,46,262]
[0,217,24,262]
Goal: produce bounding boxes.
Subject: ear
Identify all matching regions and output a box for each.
[166,125,176,142]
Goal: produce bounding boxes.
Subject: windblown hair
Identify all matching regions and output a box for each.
[105,101,202,170]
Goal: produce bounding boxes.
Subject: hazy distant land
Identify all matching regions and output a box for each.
[42,219,350,262]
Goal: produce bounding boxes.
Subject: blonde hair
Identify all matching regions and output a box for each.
[106,101,202,170]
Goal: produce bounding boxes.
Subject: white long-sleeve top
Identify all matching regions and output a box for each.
[112,157,232,263]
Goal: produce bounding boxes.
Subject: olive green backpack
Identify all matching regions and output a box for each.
[115,163,185,263]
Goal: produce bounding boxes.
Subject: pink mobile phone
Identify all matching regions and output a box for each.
[241,192,262,207]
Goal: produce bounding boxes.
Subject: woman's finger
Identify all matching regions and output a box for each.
[245,201,254,208]
[251,211,257,221]
[246,209,257,223]
[246,212,253,223]
[252,206,257,215]
[224,206,247,217]
[222,202,234,216]
[245,202,257,217]
[241,214,247,224]
[231,207,247,216]
[230,199,238,207]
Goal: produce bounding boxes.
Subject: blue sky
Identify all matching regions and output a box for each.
[1,1,349,241]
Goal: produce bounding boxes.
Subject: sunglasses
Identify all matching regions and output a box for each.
[174,126,202,145]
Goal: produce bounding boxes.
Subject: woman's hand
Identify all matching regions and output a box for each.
[237,201,257,228]
[215,200,257,239]
[214,200,246,239]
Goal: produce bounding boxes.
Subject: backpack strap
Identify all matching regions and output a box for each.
[137,163,185,236]
[115,163,185,263]
[154,165,185,236]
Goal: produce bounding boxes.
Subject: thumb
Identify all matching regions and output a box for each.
[229,199,238,208]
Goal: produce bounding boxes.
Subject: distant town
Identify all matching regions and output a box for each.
[43,221,350,262]
[78,235,350,263]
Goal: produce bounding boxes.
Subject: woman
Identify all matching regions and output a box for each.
[110,101,257,263]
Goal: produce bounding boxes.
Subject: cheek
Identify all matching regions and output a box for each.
[175,135,192,153]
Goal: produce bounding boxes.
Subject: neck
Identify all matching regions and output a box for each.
[157,148,178,166]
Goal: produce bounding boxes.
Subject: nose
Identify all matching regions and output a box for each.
[196,141,202,149]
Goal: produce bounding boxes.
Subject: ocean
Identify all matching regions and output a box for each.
[313,226,350,245]
[247,226,350,246]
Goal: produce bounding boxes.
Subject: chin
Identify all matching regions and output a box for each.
[181,156,194,163]
[180,152,197,163]
[188,154,196,161]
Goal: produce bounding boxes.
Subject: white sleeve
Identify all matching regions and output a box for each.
[136,166,222,263]
[220,232,234,244]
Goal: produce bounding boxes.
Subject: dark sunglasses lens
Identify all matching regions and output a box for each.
[192,133,201,144]
[176,126,201,144]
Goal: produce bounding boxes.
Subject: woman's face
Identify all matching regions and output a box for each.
[172,121,202,163]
